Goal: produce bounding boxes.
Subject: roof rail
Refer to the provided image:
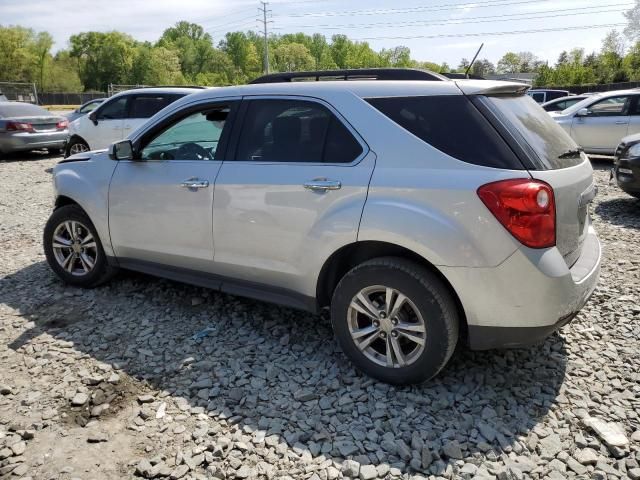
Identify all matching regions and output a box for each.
[441,72,486,80]
[127,85,208,90]
[249,68,447,84]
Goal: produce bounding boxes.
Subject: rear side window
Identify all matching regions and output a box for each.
[484,95,582,169]
[367,96,522,169]
[236,99,363,163]
[129,94,182,119]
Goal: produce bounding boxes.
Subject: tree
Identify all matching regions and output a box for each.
[472,59,495,77]
[497,52,521,73]
[273,43,314,72]
[0,26,38,82]
[380,46,412,67]
[624,0,640,42]
[158,21,216,79]
[33,32,53,89]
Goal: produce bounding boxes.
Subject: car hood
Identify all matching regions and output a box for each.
[58,148,108,164]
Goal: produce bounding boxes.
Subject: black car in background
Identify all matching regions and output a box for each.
[612,133,640,199]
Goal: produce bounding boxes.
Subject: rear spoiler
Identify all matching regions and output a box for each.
[455,80,530,96]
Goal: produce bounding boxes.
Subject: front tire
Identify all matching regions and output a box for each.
[331,257,459,385]
[43,204,117,287]
[65,138,89,158]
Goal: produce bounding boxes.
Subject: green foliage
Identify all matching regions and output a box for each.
[8,16,640,93]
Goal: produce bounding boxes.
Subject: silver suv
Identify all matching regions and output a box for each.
[43,69,601,384]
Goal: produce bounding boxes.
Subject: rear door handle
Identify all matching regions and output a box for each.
[181,178,209,189]
[303,179,342,191]
[615,121,627,125]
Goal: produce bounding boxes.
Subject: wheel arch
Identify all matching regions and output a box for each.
[316,240,468,339]
[65,135,89,157]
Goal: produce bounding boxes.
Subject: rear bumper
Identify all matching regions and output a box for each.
[0,131,67,152]
[440,226,601,350]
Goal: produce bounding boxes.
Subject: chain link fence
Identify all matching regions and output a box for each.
[0,82,38,103]
[37,92,107,106]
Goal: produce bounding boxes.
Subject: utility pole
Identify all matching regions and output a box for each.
[259,1,271,74]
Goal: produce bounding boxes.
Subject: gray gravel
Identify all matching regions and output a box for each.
[0,153,639,479]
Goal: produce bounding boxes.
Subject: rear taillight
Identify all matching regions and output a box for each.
[56,119,68,130]
[6,121,34,133]
[477,178,556,249]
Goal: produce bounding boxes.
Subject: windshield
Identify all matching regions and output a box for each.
[486,94,584,169]
[559,94,603,115]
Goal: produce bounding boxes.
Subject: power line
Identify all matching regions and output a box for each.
[351,23,626,41]
[282,0,568,18]
[273,3,631,30]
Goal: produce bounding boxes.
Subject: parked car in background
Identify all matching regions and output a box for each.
[44,69,601,384]
[65,98,106,122]
[65,87,204,157]
[527,89,570,103]
[0,102,68,157]
[550,90,640,155]
[542,94,590,112]
[612,133,640,198]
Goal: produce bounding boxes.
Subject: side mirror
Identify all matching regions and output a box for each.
[109,140,134,161]
[88,111,98,125]
[576,108,590,117]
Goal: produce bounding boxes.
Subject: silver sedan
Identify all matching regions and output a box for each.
[0,102,68,157]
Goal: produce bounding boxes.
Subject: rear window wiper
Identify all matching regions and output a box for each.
[558,147,583,159]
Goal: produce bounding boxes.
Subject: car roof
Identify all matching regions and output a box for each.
[168,79,526,104]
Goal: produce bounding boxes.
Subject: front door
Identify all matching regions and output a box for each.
[572,95,631,153]
[89,96,127,150]
[212,97,374,294]
[109,103,236,271]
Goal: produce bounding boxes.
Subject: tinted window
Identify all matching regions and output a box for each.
[530,92,545,103]
[0,102,50,118]
[588,96,630,116]
[236,99,362,163]
[129,95,181,119]
[485,95,582,169]
[367,95,521,169]
[97,97,127,120]
[141,107,230,161]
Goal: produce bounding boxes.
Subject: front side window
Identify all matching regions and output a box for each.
[235,99,363,163]
[80,100,102,113]
[97,97,127,120]
[587,96,630,116]
[140,107,230,161]
[129,95,181,119]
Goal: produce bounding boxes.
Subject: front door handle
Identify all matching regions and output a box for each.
[181,178,209,189]
[303,178,342,191]
[615,121,627,125]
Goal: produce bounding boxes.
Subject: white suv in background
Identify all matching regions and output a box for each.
[65,87,204,156]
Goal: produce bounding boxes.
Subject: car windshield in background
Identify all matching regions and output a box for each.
[559,94,603,115]
[486,95,583,169]
[0,102,51,118]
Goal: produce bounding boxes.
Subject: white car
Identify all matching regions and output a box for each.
[65,87,204,156]
[550,89,640,155]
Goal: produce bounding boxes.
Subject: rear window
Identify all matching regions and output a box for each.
[366,95,523,169]
[0,103,50,118]
[485,95,583,169]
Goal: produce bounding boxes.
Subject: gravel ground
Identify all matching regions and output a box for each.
[0,152,638,480]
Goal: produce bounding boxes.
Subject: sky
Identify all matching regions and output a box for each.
[0,0,632,68]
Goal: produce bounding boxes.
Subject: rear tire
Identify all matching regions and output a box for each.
[331,257,459,385]
[43,204,117,287]
[65,138,89,158]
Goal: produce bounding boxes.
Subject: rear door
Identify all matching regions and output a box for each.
[624,95,640,138]
[571,95,631,153]
[212,96,373,292]
[123,94,182,139]
[484,95,594,267]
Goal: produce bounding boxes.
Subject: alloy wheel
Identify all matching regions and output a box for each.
[347,285,426,368]
[51,220,97,276]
